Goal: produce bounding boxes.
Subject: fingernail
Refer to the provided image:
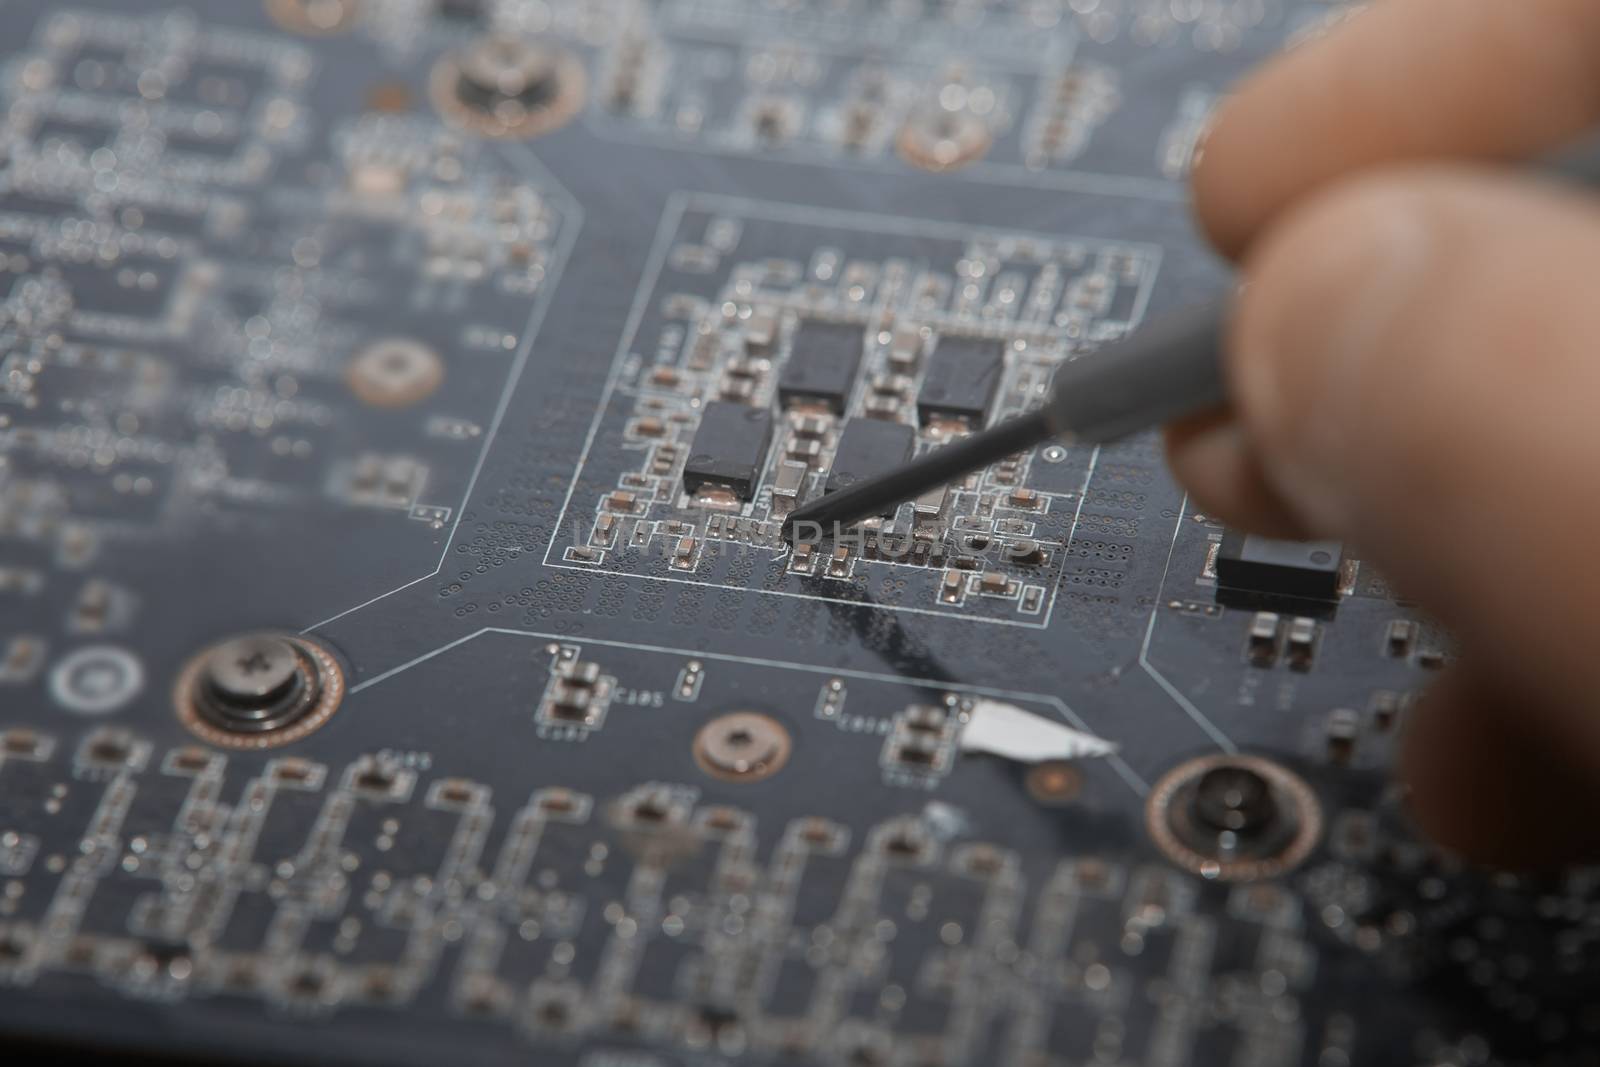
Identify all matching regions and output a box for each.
[1232,190,1434,535]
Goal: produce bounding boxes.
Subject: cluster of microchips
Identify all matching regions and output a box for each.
[682,320,1005,506]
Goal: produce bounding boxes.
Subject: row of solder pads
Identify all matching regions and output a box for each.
[682,320,1006,505]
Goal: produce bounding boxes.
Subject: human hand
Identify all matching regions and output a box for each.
[1165,0,1600,867]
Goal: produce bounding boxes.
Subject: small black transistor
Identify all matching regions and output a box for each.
[683,401,774,500]
[1216,531,1344,600]
[916,334,1004,426]
[778,320,865,413]
[824,418,916,516]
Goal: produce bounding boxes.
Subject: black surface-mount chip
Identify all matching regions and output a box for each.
[824,417,916,515]
[435,0,485,20]
[916,334,1004,426]
[778,320,865,413]
[683,401,774,500]
[1216,531,1345,600]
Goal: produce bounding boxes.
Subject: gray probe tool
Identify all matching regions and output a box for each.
[780,132,1600,544]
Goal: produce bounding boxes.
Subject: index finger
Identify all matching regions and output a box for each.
[1194,0,1600,257]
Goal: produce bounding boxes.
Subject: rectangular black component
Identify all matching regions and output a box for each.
[779,320,865,413]
[824,418,916,515]
[916,335,1004,426]
[435,0,485,18]
[682,401,774,500]
[1216,531,1344,600]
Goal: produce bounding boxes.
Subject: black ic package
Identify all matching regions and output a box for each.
[683,401,774,500]
[1216,531,1344,600]
[824,418,916,515]
[435,0,485,19]
[916,334,1004,426]
[779,320,865,413]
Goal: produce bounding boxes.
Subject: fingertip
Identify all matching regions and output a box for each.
[1189,100,1256,260]
[1186,7,1373,261]
[1188,0,1600,261]
[1227,170,1439,536]
[1163,414,1310,539]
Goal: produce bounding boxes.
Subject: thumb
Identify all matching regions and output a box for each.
[1171,166,1600,864]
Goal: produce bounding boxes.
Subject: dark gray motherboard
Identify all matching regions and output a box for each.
[0,2,1593,1065]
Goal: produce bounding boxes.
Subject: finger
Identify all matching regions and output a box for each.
[1400,669,1600,868]
[1229,165,1600,771]
[1193,0,1600,257]
[1162,413,1308,539]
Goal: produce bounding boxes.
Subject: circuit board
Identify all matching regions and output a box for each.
[0,2,1592,1066]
